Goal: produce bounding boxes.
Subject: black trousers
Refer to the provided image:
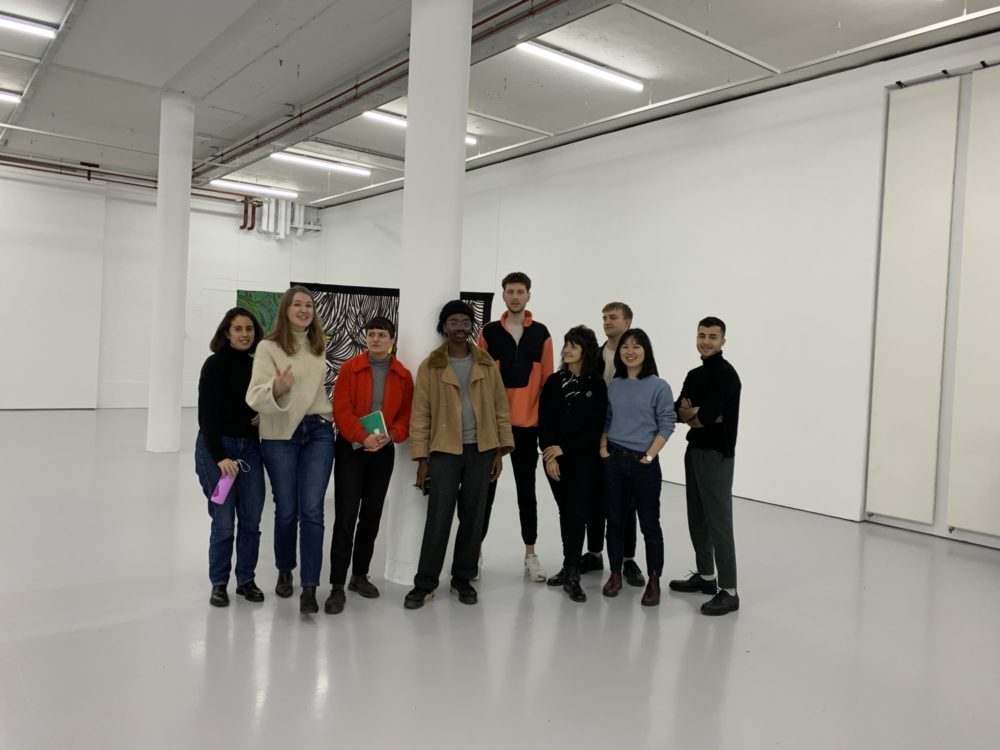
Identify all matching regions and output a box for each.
[483,426,539,545]
[544,454,600,569]
[684,447,737,589]
[584,471,639,558]
[604,446,664,576]
[328,436,394,585]
[414,446,494,590]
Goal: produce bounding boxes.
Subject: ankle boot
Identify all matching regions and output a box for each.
[641,574,661,607]
[602,571,623,597]
[563,567,586,602]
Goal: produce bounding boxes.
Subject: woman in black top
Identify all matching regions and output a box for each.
[195,307,266,608]
[538,326,608,602]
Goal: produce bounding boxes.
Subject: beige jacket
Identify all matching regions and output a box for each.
[409,342,514,459]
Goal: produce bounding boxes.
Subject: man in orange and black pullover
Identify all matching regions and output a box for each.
[479,272,554,582]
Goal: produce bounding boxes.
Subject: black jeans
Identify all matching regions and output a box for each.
[545,454,599,569]
[414,446,495,591]
[603,444,664,576]
[328,436,394,585]
[483,426,539,545]
[585,470,639,558]
[684,447,737,589]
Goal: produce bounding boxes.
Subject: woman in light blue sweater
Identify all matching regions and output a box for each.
[599,328,676,607]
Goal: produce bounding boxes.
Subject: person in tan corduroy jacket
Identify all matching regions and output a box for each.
[404,300,513,610]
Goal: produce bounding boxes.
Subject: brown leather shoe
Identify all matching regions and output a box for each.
[602,571,623,597]
[641,574,661,607]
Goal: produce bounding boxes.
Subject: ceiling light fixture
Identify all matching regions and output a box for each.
[0,13,58,39]
[210,179,298,199]
[364,109,479,145]
[0,90,23,105]
[516,41,644,92]
[362,110,408,128]
[270,152,372,177]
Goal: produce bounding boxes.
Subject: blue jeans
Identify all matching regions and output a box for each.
[261,416,335,587]
[194,433,265,586]
[603,444,664,576]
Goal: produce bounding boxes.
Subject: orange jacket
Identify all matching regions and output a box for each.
[332,354,414,444]
[478,310,554,428]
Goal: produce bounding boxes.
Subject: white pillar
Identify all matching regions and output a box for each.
[146,92,195,453]
[384,0,474,584]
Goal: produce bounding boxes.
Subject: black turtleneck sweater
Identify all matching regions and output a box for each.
[198,346,259,462]
[674,352,741,457]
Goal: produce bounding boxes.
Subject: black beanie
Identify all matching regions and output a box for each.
[437,299,475,333]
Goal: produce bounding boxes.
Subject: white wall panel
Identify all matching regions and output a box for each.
[865,79,959,523]
[0,171,105,409]
[947,66,1000,537]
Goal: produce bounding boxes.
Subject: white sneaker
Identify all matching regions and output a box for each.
[524,554,546,583]
[473,551,483,581]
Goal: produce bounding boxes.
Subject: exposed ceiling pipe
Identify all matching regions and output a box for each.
[239,196,250,229]
[0,153,241,202]
[247,201,258,231]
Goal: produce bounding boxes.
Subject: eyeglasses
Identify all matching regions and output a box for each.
[446,320,473,331]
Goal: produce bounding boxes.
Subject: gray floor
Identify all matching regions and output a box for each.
[1,409,999,750]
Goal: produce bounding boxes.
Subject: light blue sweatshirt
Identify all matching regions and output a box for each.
[604,376,676,453]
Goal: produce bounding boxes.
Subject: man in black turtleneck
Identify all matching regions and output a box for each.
[669,317,742,616]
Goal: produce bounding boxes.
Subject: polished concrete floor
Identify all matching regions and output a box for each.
[1,409,999,750]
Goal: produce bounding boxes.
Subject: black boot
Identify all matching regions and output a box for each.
[546,567,567,586]
[563,567,586,603]
[300,586,319,614]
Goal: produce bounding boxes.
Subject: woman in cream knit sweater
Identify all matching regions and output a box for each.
[247,285,334,614]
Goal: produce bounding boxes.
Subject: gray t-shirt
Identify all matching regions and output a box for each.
[449,353,478,444]
[369,355,390,412]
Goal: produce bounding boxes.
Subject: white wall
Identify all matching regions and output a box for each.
[319,32,1000,522]
[0,170,105,409]
[0,172,327,410]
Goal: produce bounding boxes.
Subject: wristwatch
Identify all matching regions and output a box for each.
[643,454,653,462]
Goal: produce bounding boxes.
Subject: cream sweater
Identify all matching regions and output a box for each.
[247,333,331,440]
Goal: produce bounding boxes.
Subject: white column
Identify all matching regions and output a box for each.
[146,91,195,453]
[384,0,474,584]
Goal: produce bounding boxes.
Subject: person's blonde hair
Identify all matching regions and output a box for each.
[266,285,326,356]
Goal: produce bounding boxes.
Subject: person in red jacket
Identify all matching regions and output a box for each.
[324,316,414,614]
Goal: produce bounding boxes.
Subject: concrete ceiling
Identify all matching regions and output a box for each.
[2,0,1000,204]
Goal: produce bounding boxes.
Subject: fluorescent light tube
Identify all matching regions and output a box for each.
[270,152,371,177]
[210,179,298,199]
[364,110,479,144]
[0,90,23,105]
[516,41,643,92]
[363,110,408,128]
[0,13,58,39]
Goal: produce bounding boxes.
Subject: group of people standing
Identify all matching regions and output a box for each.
[195,273,742,618]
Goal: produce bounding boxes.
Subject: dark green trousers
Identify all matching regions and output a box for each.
[684,448,737,589]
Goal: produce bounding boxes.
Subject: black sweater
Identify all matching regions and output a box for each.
[538,370,608,459]
[197,347,259,462]
[675,352,741,457]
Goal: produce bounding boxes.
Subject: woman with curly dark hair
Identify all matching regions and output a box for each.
[538,325,608,602]
[195,307,265,608]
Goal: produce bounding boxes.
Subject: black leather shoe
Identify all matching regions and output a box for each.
[324,586,346,614]
[348,575,380,598]
[563,567,586,603]
[602,572,623,597]
[579,552,604,574]
[623,559,645,587]
[299,586,319,614]
[275,570,294,598]
[209,584,229,607]
[701,590,739,616]
[449,578,478,605]
[404,587,434,610]
[669,573,718,595]
[235,580,264,602]
[546,568,567,586]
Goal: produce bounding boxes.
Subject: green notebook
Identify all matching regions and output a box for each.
[353,410,388,449]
